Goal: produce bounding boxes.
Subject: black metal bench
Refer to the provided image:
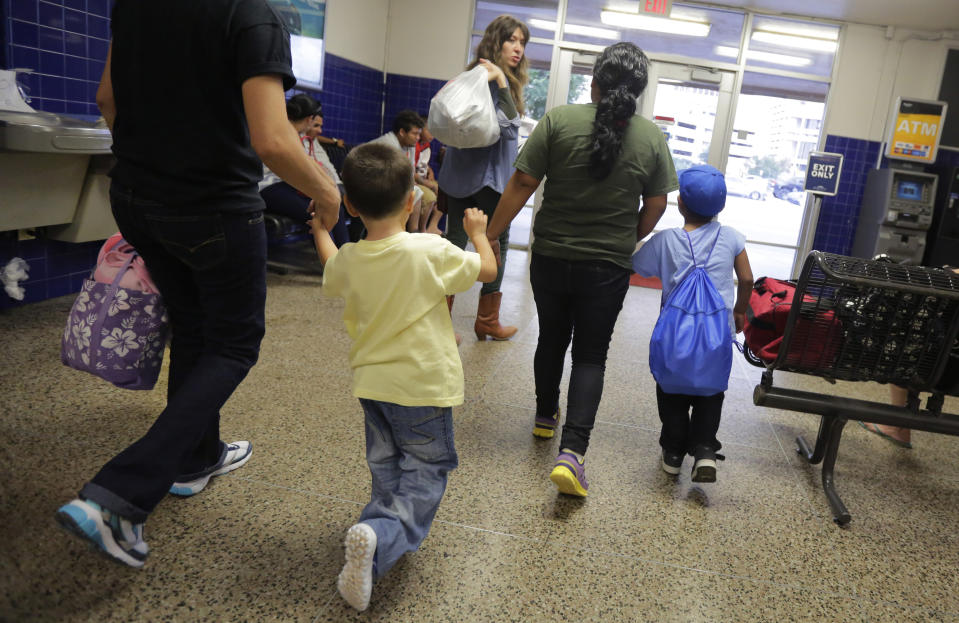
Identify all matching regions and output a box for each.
[746,252,959,525]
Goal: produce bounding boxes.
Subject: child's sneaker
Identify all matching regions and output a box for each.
[533,409,560,439]
[169,441,252,496]
[661,449,684,475]
[55,498,148,568]
[338,523,377,611]
[549,451,588,497]
[691,446,725,483]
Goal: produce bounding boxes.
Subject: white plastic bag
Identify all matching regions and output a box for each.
[428,66,499,149]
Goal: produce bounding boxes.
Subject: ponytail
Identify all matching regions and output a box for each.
[588,43,649,181]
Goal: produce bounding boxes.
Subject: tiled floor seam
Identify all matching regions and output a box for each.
[766,414,825,519]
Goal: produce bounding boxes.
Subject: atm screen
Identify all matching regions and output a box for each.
[896,180,922,201]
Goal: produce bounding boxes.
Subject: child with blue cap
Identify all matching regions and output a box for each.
[632,164,753,481]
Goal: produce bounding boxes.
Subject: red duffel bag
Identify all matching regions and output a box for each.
[744,276,840,369]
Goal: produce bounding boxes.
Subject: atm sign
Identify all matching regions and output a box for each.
[885,97,948,164]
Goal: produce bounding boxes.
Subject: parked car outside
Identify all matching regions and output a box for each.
[784,190,806,205]
[725,175,770,200]
[774,178,805,200]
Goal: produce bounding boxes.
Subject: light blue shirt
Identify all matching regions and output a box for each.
[632,221,746,333]
[437,83,520,198]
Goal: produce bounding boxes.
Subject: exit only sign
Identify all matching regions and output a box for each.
[640,0,673,16]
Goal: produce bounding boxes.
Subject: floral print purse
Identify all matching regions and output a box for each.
[60,240,169,390]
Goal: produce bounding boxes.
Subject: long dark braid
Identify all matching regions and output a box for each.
[588,42,650,180]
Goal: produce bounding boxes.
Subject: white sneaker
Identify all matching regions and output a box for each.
[56,499,148,568]
[337,523,377,611]
[169,441,252,496]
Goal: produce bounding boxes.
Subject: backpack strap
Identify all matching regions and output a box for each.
[703,224,723,264]
[683,224,723,269]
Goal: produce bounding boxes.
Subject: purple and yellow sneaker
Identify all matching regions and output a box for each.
[550,451,588,497]
[533,409,560,439]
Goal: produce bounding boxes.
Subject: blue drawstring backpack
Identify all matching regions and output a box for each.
[649,228,732,396]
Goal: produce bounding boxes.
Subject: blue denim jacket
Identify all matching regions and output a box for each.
[437,83,520,198]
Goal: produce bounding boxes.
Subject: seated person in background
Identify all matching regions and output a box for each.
[415,124,444,235]
[369,109,425,233]
[302,102,343,187]
[308,111,345,149]
[301,101,351,243]
[261,93,349,246]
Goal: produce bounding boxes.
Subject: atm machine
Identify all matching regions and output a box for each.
[923,166,959,267]
[851,168,939,264]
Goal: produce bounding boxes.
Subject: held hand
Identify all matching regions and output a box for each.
[734,311,745,334]
[478,59,506,87]
[488,236,502,267]
[308,198,338,232]
[463,207,488,238]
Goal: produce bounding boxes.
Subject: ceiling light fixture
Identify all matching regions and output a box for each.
[751,31,837,53]
[715,46,812,67]
[528,18,622,40]
[600,10,711,37]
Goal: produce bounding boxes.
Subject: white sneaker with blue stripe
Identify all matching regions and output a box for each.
[169,441,252,497]
[55,499,148,568]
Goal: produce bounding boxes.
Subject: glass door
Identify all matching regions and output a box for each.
[639,62,736,231]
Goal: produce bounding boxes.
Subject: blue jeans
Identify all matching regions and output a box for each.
[529,253,630,455]
[80,184,267,522]
[357,399,458,580]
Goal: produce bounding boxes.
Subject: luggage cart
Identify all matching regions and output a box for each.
[746,252,959,526]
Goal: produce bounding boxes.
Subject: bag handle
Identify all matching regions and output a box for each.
[87,251,138,371]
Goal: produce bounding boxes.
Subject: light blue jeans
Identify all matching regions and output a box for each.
[357,399,458,579]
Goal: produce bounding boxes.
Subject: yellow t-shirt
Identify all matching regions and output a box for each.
[323,232,481,407]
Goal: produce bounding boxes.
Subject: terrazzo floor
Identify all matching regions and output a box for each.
[2,248,959,622]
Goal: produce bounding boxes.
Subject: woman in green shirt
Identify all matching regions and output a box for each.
[486,42,678,497]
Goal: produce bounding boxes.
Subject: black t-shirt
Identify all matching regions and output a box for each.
[109,0,295,211]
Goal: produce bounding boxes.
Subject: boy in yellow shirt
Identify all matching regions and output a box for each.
[310,143,496,611]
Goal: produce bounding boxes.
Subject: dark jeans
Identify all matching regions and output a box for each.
[655,384,724,455]
[444,186,508,295]
[80,184,267,522]
[261,181,349,247]
[529,252,630,455]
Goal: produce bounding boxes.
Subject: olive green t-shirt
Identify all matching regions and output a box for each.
[514,103,678,269]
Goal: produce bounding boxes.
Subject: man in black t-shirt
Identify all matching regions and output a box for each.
[55,0,339,568]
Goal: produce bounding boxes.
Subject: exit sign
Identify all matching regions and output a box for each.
[640,0,673,16]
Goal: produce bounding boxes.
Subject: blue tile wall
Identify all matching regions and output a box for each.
[291,53,385,147]
[0,231,101,310]
[2,0,111,118]
[812,136,959,256]
[0,3,7,68]
[811,135,883,256]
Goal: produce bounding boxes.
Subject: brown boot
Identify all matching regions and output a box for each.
[474,292,517,341]
[447,295,462,346]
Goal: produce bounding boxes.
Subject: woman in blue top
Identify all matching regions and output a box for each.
[438,15,529,341]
